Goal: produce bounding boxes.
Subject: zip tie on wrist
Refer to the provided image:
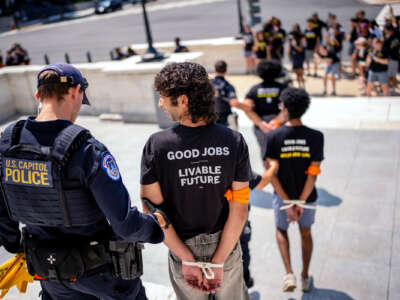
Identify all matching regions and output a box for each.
[280,200,317,211]
[182,261,224,280]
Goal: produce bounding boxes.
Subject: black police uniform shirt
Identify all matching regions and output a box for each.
[0,117,163,247]
[140,123,250,240]
[370,49,389,72]
[304,29,318,50]
[383,35,400,61]
[264,125,324,203]
[213,76,237,125]
[246,81,287,122]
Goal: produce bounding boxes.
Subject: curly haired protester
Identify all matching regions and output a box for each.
[140,62,251,300]
[260,87,324,293]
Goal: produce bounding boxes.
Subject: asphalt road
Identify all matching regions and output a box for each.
[0,0,383,65]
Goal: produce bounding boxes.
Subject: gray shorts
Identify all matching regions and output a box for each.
[368,70,389,84]
[388,59,399,78]
[273,194,316,230]
[325,62,339,75]
[168,231,249,300]
[305,49,314,62]
[244,50,253,58]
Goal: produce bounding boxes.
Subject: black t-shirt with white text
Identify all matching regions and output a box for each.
[246,81,287,120]
[264,125,324,203]
[140,124,250,240]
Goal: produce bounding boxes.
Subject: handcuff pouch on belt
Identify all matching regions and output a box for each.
[23,229,144,282]
[108,241,144,280]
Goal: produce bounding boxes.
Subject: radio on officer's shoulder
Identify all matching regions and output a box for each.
[108,241,144,280]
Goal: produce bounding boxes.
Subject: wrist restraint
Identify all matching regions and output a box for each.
[182,261,223,280]
[224,187,250,205]
[305,165,321,176]
[280,200,316,211]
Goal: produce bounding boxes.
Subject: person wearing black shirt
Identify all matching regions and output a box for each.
[262,87,324,293]
[0,50,3,68]
[383,24,399,92]
[271,18,286,60]
[315,45,340,96]
[366,38,389,96]
[243,25,255,74]
[311,13,327,42]
[289,28,305,89]
[304,19,320,77]
[348,18,360,77]
[254,31,269,64]
[243,60,287,157]
[174,37,189,53]
[141,62,251,299]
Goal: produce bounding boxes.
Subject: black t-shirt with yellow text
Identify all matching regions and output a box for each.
[370,49,389,72]
[264,125,324,203]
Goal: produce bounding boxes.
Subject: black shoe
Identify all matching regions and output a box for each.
[245,276,254,288]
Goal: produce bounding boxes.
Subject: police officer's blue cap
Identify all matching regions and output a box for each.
[37,62,90,105]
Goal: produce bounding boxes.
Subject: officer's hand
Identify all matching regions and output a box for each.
[229,99,239,107]
[182,264,205,293]
[203,266,223,294]
[286,206,298,223]
[258,121,271,134]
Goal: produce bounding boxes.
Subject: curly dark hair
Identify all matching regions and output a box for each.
[257,59,282,82]
[280,87,310,119]
[154,62,216,124]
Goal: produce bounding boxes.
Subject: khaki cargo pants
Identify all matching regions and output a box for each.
[168,231,250,300]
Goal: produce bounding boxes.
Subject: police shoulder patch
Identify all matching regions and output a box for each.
[101,153,121,181]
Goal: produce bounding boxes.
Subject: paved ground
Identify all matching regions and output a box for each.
[0,96,399,300]
[0,0,382,64]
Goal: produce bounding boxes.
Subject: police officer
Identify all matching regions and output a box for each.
[0,63,164,300]
[242,60,288,158]
[141,62,251,300]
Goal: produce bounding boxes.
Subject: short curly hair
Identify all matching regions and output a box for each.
[257,59,282,82]
[154,62,216,124]
[280,87,310,119]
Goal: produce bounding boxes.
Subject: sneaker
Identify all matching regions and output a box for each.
[322,90,327,96]
[282,273,296,292]
[331,91,336,96]
[301,276,313,292]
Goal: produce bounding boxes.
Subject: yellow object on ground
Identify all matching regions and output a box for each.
[0,253,34,298]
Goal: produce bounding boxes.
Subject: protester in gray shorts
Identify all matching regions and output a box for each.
[366,38,389,96]
[140,62,251,300]
[383,24,399,94]
[262,87,324,293]
[304,18,320,77]
[315,45,340,96]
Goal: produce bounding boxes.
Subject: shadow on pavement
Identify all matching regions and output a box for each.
[317,188,342,207]
[301,287,355,300]
[249,188,342,210]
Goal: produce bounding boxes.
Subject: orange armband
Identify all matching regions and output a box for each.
[271,118,281,128]
[305,165,321,176]
[224,187,250,205]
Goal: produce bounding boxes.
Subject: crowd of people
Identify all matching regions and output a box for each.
[242,8,400,96]
[0,43,30,67]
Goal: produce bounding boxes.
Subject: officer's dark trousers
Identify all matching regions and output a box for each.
[40,267,147,300]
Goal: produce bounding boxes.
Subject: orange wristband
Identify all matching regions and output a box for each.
[224,187,250,205]
[271,118,281,128]
[305,165,321,176]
